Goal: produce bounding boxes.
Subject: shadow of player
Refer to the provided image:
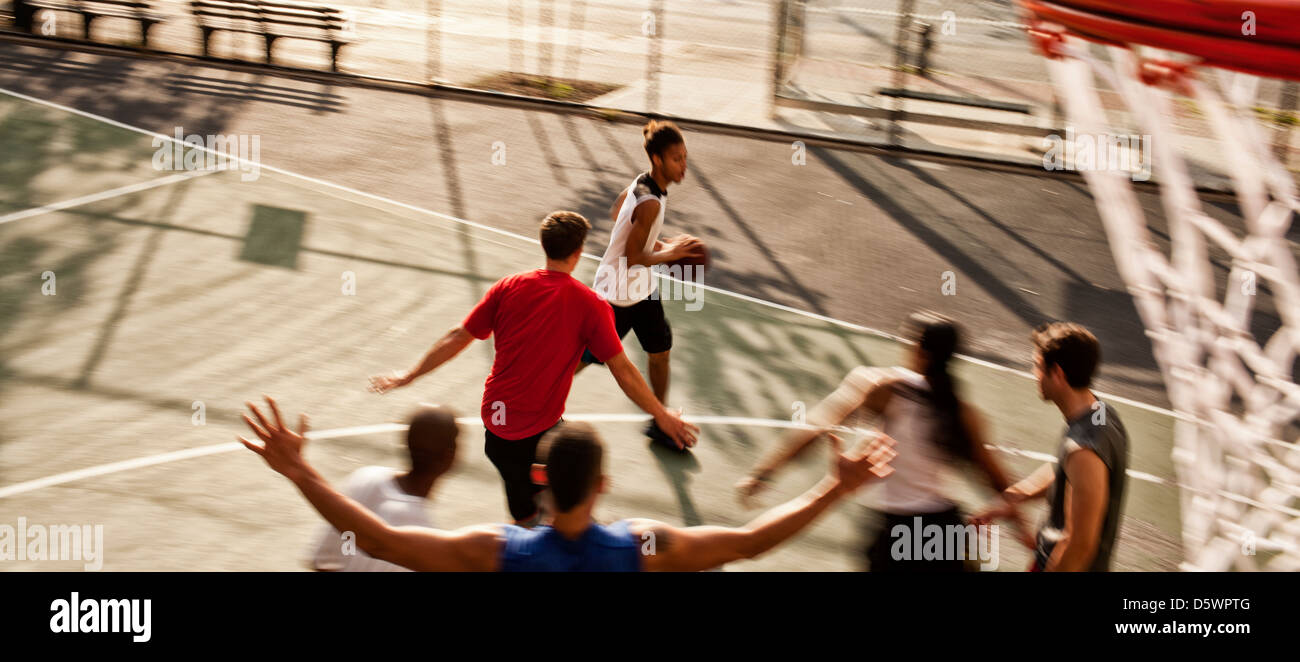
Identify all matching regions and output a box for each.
[647,440,703,527]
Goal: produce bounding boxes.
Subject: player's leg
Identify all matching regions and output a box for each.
[484,428,547,525]
[628,297,678,448]
[647,350,670,403]
[576,302,636,374]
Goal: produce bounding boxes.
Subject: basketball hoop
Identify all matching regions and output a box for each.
[1020,0,1300,570]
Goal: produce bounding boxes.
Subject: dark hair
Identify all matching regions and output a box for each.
[406,405,458,474]
[539,211,590,260]
[1031,322,1101,388]
[905,311,971,460]
[643,120,684,160]
[537,422,604,513]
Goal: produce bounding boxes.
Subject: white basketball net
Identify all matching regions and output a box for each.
[1043,37,1300,571]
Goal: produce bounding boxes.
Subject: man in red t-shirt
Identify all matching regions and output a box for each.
[369,211,698,524]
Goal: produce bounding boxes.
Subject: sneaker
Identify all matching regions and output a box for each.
[645,420,686,452]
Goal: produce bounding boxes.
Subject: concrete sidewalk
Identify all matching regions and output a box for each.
[5,0,1295,191]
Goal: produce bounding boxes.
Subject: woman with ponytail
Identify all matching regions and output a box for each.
[737,311,1033,571]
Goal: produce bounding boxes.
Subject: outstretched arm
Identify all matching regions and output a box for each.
[606,351,699,449]
[970,461,1057,528]
[738,368,892,502]
[240,397,501,571]
[369,326,474,393]
[1005,462,1057,504]
[961,404,1035,547]
[636,434,896,572]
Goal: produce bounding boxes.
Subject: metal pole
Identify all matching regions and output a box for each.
[889,0,916,146]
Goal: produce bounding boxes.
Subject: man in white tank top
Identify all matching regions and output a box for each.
[579,120,703,451]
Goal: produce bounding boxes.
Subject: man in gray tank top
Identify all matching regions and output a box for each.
[973,322,1128,571]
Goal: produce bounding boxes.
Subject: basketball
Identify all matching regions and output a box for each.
[668,242,710,271]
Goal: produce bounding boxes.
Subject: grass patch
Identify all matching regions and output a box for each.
[466,72,620,103]
[1254,107,1299,127]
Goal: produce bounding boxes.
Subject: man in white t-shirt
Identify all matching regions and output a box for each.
[580,120,703,451]
[309,405,458,571]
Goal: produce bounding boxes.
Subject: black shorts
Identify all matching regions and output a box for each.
[863,506,975,573]
[484,423,559,522]
[582,297,673,363]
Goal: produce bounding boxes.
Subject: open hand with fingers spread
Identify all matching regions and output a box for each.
[829,432,896,493]
[239,395,312,479]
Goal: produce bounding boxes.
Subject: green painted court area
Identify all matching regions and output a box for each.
[0,91,1183,571]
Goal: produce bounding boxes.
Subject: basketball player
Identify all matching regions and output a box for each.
[972,322,1129,572]
[369,211,697,526]
[309,405,456,572]
[737,312,1035,571]
[578,120,703,451]
[240,397,896,571]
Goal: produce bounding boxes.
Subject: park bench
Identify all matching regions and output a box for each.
[190,0,353,72]
[21,0,165,47]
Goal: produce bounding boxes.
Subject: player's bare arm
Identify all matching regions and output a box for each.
[609,190,627,223]
[961,403,1035,546]
[1043,449,1109,571]
[622,199,700,268]
[240,397,503,571]
[605,351,699,448]
[738,368,897,502]
[369,326,475,393]
[636,434,896,571]
[971,461,1057,526]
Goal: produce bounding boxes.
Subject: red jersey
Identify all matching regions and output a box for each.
[462,269,624,439]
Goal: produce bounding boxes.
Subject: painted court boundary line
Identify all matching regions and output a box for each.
[2,413,1242,510]
[0,422,407,500]
[0,170,218,226]
[0,85,1181,422]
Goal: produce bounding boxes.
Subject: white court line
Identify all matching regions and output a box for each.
[0,422,407,500]
[0,86,1182,421]
[0,170,218,226]
[0,413,1194,503]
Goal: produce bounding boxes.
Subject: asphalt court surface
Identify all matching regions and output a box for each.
[0,89,1183,571]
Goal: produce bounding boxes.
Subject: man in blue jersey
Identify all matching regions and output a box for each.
[240,396,896,571]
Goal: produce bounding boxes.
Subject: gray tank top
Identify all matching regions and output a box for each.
[1036,399,1129,571]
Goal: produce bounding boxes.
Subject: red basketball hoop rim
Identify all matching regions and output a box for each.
[1021,0,1300,82]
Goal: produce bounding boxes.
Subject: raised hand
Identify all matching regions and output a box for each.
[239,395,311,478]
[830,432,896,493]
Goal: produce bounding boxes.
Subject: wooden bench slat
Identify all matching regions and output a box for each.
[190,0,353,71]
[28,0,166,46]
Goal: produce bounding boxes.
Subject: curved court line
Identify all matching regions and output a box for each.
[9,412,1295,518]
[0,423,408,500]
[0,413,1202,505]
[0,86,1182,421]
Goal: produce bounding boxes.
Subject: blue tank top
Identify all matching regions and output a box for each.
[500,520,642,572]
